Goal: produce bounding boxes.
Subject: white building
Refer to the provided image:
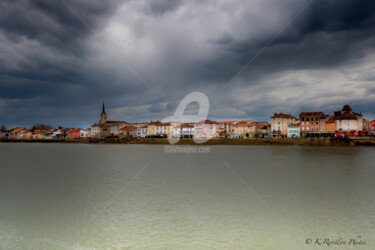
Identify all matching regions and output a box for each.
[132,126,147,138]
[334,105,363,132]
[80,129,90,138]
[52,129,62,139]
[287,123,300,138]
[172,124,194,138]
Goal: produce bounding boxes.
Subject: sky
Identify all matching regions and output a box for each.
[1,0,375,129]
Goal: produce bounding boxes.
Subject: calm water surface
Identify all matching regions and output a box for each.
[0,143,374,249]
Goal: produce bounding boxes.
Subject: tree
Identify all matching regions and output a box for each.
[31,124,52,131]
[0,125,6,132]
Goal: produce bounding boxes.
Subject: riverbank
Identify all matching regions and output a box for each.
[2,137,375,146]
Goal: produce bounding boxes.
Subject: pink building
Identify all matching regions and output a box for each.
[194,120,220,139]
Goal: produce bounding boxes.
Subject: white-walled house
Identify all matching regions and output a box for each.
[131,126,147,138]
[287,123,301,138]
[80,129,90,138]
[172,123,194,138]
[334,105,363,132]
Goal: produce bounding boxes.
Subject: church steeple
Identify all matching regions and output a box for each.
[100,102,107,124]
[101,102,106,115]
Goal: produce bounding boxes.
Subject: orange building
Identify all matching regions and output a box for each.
[300,112,325,134]
[325,117,337,133]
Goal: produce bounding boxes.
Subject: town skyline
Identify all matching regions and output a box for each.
[0,100,373,129]
[1,101,374,130]
[2,103,374,141]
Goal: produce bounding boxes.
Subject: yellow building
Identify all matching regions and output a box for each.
[147,121,173,137]
[271,113,297,137]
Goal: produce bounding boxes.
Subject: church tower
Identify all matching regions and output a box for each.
[100,102,107,124]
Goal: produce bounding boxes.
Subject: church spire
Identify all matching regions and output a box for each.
[100,102,107,124]
[101,102,106,115]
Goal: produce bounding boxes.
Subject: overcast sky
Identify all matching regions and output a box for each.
[1,0,375,128]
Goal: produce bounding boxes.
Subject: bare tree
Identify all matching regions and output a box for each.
[31,124,52,131]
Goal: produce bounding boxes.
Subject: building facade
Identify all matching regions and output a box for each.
[131,126,148,138]
[271,113,297,137]
[172,123,194,138]
[194,120,219,139]
[334,105,363,133]
[147,121,173,137]
[287,123,300,138]
[218,121,238,135]
[300,112,325,135]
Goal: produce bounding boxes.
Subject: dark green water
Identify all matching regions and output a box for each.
[0,143,374,249]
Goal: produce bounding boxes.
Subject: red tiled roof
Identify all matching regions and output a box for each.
[300,112,325,116]
[124,125,135,130]
[271,113,296,119]
[335,113,358,120]
[218,121,237,124]
[180,123,194,128]
[235,122,255,127]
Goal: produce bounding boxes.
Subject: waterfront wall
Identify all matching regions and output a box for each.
[2,137,375,146]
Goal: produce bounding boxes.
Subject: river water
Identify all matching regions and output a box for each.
[0,143,374,249]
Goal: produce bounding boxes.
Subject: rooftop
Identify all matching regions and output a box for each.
[271,113,296,119]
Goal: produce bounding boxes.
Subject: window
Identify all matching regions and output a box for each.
[316,127,319,131]
[306,117,309,121]
[302,122,305,125]
[302,117,305,121]
[316,122,318,125]
[306,127,309,131]
[311,122,313,125]
[278,122,280,125]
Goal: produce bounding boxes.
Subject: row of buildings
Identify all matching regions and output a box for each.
[271,105,374,138]
[88,103,375,139]
[0,127,91,140]
[1,104,375,140]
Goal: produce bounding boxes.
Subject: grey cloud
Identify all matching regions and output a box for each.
[145,0,184,17]
[1,0,375,127]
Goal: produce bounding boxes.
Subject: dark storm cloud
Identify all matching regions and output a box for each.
[211,0,375,85]
[1,0,375,128]
[0,0,122,53]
